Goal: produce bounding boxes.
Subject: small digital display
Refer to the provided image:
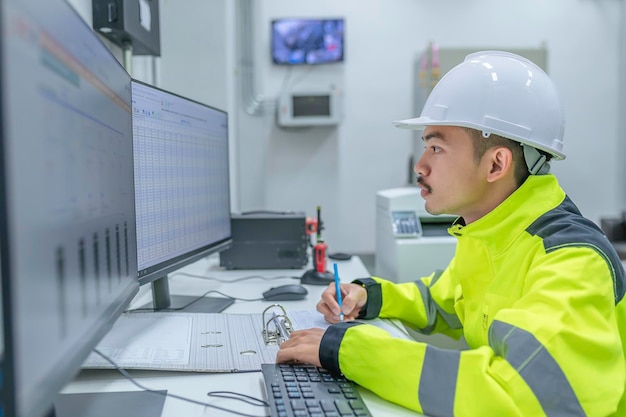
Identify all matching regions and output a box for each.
[292,95,331,117]
[391,211,422,237]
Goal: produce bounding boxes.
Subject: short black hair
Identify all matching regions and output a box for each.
[463,128,530,187]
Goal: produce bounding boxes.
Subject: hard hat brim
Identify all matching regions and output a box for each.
[392,117,566,160]
[393,117,435,130]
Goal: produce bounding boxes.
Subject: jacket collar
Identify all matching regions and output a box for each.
[447,175,566,255]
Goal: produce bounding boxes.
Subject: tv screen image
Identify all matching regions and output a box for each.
[272,18,344,65]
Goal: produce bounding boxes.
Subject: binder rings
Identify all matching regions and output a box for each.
[82,306,410,373]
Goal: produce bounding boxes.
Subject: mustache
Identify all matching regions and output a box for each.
[416,176,432,193]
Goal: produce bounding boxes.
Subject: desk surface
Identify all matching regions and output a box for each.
[63,255,425,417]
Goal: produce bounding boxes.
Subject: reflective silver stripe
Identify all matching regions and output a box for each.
[430,269,446,286]
[489,320,585,417]
[415,275,462,334]
[418,345,460,417]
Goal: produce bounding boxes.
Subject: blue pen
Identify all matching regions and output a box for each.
[333,263,344,322]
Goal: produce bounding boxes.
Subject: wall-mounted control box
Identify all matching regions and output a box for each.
[277,87,341,127]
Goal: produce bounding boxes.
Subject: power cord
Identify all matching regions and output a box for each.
[207,391,269,407]
[124,273,302,312]
[93,349,270,417]
[170,271,301,283]
[239,210,297,216]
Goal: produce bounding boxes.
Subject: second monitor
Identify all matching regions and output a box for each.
[131,80,233,312]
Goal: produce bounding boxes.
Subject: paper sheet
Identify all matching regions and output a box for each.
[289,310,410,340]
[85,315,192,367]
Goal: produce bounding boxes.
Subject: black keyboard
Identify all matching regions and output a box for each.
[261,363,372,417]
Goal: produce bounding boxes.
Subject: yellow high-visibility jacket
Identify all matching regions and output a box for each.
[319,175,626,417]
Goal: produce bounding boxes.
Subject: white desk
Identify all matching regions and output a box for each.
[62,255,425,417]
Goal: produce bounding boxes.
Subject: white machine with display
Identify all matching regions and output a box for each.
[375,187,457,283]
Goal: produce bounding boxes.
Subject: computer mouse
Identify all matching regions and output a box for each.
[262,284,308,301]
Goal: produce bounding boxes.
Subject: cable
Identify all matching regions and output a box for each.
[285,65,314,91]
[93,349,269,417]
[240,210,288,215]
[193,290,263,303]
[170,271,300,283]
[207,391,269,407]
[277,66,293,97]
[124,273,300,313]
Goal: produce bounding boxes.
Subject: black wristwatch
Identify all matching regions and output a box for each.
[351,278,382,319]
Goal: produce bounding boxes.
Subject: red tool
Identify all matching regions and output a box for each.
[314,239,328,273]
[300,206,334,285]
[313,206,327,273]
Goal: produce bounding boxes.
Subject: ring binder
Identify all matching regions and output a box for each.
[262,304,293,345]
[82,306,410,373]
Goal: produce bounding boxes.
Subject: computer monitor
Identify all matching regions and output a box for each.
[131,80,233,312]
[0,0,139,416]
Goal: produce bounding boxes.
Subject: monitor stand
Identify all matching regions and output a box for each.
[55,390,166,417]
[141,275,234,313]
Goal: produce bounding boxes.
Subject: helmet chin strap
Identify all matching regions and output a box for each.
[523,144,550,175]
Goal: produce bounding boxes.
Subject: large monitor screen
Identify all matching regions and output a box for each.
[0,0,138,416]
[272,18,345,65]
[131,80,232,311]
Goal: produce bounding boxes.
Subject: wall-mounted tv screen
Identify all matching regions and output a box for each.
[272,18,344,65]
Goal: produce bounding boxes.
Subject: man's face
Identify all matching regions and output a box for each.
[414,126,491,221]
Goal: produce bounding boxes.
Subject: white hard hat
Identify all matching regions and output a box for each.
[394,51,566,161]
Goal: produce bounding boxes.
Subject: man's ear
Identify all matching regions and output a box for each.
[485,146,513,183]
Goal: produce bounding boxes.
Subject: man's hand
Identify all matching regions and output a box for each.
[276,283,367,366]
[276,328,325,367]
[317,282,367,323]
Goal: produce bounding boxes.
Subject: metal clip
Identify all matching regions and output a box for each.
[262,304,293,345]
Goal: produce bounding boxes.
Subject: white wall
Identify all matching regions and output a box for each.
[140,0,238,211]
[70,0,625,255]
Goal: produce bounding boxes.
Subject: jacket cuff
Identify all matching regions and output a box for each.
[319,322,363,375]
[352,278,382,319]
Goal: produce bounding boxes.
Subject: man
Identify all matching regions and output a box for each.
[277,51,626,416]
